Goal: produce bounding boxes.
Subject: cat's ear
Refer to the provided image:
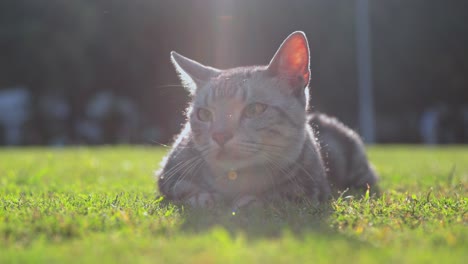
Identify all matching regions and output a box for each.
[267,31,311,90]
[170,51,220,94]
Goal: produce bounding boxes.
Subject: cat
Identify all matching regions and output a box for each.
[157,31,378,211]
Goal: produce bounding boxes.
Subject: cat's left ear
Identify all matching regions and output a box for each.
[170,51,221,94]
[267,31,311,90]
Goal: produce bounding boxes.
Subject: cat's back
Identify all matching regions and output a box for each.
[309,113,378,192]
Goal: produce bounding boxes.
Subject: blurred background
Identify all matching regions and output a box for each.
[0,0,467,146]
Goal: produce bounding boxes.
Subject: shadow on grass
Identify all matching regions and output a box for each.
[156,188,379,244]
[179,201,368,245]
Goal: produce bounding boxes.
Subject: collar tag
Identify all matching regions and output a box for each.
[228,169,238,181]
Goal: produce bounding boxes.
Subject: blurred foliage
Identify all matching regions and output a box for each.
[0,0,467,142]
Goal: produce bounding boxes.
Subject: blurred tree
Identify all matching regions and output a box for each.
[0,0,466,144]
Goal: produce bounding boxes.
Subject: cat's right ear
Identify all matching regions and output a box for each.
[170,51,220,94]
[267,31,311,92]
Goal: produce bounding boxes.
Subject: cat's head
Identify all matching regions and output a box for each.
[171,31,311,170]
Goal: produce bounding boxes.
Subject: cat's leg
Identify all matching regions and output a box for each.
[160,179,221,208]
[157,142,222,208]
[231,194,264,212]
[187,192,220,208]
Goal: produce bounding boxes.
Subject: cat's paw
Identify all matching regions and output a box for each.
[232,195,263,212]
[187,192,219,209]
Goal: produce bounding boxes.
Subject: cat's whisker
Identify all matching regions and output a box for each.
[197,145,210,154]
[160,155,201,183]
[236,143,286,160]
[235,145,260,156]
[149,138,203,150]
[260,162,275,190]
[262,153,305,199]
[240,141,285,149]
[155,84,186,89]
[260,158,279,187]
[264,150,320,185]
[149,139,172,148]
[262,153,303,191]
[171,156,205,186]
[159,157,195,180]
[173,158,204,192]
[260,152,289,177]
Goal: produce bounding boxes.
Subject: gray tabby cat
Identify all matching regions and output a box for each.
[157,31,378,210]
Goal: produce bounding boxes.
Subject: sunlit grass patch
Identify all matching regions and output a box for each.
[0,146,466,263]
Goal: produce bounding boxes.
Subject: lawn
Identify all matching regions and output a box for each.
[0,146,466,263]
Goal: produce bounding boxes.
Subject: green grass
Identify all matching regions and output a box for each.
[0,146,466,263]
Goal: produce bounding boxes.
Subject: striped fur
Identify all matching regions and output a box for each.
[157,32,378,209]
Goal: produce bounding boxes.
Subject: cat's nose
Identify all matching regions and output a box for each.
[212,131,233,147]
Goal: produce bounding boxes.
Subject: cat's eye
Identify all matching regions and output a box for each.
[197,108,213,122]
[244,103,267,118]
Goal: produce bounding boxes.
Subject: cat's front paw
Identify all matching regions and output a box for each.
[232,195,263,212]
[187,192,219,209]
